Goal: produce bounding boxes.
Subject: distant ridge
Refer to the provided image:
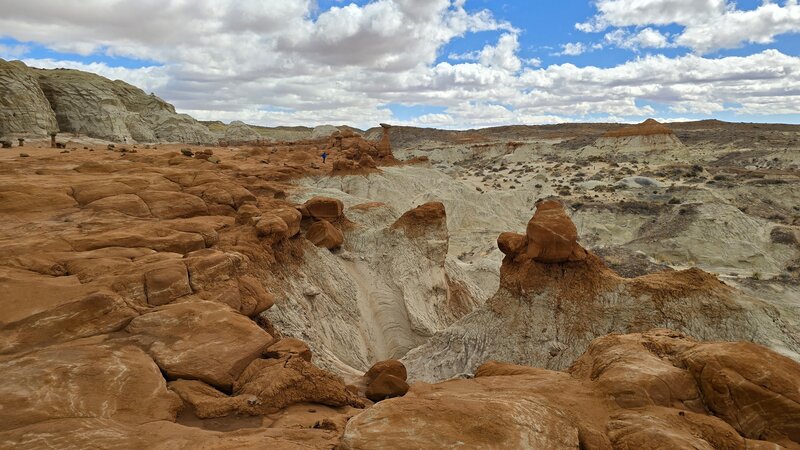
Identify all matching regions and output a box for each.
[602,118,675,138]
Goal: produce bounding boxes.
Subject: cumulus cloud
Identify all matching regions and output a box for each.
[557,42,588,56]
[677,0,800,53]
[579,0,800,54]
[576,0,726,32]
[449,33,524,72]
[0,0,798,128]
[604,28,672,51]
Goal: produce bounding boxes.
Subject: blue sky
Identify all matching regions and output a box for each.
[1,0,799,128]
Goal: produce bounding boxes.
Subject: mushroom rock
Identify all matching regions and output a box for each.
[326,125,398,174]
[499,200,587,264]
[306,220,344,249]
[376,123,392,158]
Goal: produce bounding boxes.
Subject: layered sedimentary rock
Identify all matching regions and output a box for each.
[0,59,58,137]
[402,200,800,381]
[0,58,216,143]
[266,200,483,373]
[586,118,687,159]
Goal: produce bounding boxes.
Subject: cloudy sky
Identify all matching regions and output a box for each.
[1,0,799,129]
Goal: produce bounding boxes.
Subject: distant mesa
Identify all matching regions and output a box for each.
[603,118,675,138]
[585,118,686,157]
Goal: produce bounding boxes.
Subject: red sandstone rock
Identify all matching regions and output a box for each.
[524,200,586,263]
[303,196,344,220]
[365,372,410,403]
[264,338,313,362]
[390,201,447,239]
[143,262,192,306]
[126,301,273,391]
[364,359,408,384]
[256,215,290,243]
[343,330,800,449]
[306,220,344,249]
[497,232,527,258]
[234,356,365,411]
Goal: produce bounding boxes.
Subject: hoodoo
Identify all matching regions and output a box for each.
[401,199,800,382]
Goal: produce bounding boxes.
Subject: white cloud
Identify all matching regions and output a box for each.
[478,33,522,72]
[557,42,588,56]
[0,1,798,129]
[579,0,800,54]
[677,0,800,53]
[577,0,726,32]
[605,28,672,50]
[448,32,524,72]
[0,43,30,58]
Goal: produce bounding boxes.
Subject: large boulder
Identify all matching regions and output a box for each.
[365,372,409,403]
[255,215,290,243]
[303,196,344,220]
[272,207,302,237]
[364,359,408,384]
[363,360,410,402]
[125,301,273,390]
[306,220,344,249]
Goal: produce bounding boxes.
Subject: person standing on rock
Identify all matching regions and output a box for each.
[321,151,328,164]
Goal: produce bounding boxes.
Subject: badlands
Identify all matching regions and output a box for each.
[1,60,800,449]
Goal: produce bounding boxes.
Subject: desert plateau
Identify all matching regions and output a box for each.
[1,1,800,449]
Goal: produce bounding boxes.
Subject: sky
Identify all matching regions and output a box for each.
[1,0,799,129]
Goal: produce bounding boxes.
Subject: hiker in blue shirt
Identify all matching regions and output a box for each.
[321,151,328,163]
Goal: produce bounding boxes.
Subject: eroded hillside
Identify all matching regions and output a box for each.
[0,114,799,448]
